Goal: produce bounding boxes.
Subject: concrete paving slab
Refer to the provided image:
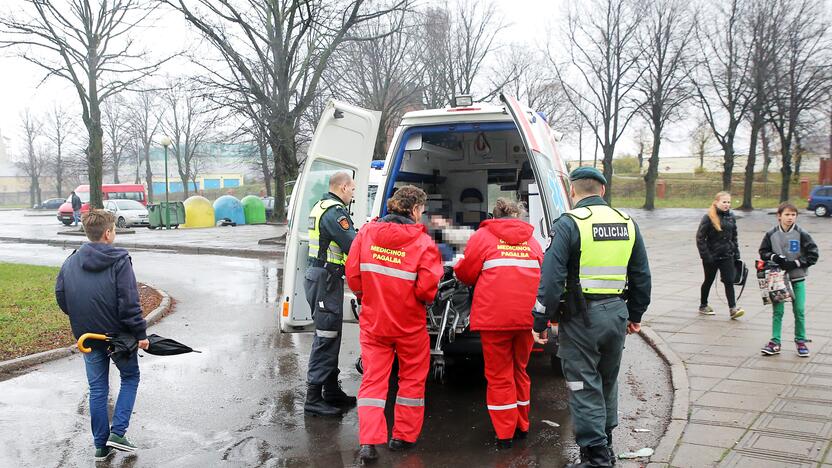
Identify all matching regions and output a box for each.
[783,385,832,401]
[710,379,786,396]
[734,430,827,462]
[727,367,800,384]
[767,397,832,419]
[750,412,832,439]
[688,376,720,391]
[695,391,776,412]
[684,363,736,379]
[670,442,727,467]
[718,450,817,468]
[680,423,746,448]
[689,406,758,428]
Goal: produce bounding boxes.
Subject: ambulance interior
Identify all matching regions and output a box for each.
[379,125,549,261]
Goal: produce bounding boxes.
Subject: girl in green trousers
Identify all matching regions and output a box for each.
[759,202,819,357]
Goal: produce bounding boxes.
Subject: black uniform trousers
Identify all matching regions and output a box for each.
[304,266,344,386]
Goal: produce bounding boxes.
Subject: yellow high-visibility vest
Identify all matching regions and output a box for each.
[308,199,347,266]
[566,205,636,295]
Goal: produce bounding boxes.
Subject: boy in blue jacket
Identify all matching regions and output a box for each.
[55,209,149,461]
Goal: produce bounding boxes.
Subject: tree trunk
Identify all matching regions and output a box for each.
[113,156,120,183]
[643,134,661,210]
[86,110,105,209]
[780,145,792,202]
[699,145,704,169]
[143,144,154,203]
[793,132,803,183]
[29,176,36,207]
[721,146,734,192]
[35,178,42,206]
[593,137,599,168]
[258,139,272,197]
[56,146,63,197]
[269,121,291,222]
[578,131,583,165]
[740,119,761,210]
[761,125,771,182]
[601,145,614,204]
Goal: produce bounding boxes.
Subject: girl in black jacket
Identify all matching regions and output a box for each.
[696,191,745,319]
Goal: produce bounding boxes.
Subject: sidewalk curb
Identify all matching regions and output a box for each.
[0,284,172,376]
[0,236,283,259]
[638,326,689,465]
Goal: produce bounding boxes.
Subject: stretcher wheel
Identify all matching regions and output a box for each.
[432,361,445,383]
[355,357,364,375]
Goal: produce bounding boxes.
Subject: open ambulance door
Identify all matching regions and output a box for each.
[500,93,571,243]
[279,100,381,332]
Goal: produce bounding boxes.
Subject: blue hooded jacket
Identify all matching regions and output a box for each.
[55,243,147,344]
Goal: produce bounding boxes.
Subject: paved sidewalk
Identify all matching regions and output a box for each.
[0,209,286,258]
[631,208,832,467]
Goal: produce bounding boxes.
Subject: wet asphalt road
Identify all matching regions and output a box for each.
[0,242,670,467]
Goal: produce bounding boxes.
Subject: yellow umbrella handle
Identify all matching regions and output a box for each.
[77,333,109,353]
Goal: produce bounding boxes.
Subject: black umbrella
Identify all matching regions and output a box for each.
[106,333,201,364]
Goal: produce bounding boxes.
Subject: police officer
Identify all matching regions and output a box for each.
[304,171,358,417]
[532,167,651,468]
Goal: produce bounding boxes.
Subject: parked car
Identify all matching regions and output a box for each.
[104,199,149,227]
[808,185,832,217]
[34,198,65,210]
[57,183,148,226]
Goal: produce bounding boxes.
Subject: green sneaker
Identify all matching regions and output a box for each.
[106,433,137,452]
[94,446,115,461]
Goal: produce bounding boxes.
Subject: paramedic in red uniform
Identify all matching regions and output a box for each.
[453,198,544,449]
[345,185,444,464]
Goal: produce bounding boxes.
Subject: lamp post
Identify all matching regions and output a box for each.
[160,136,172,230]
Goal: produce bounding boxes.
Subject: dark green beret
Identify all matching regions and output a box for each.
[569,166,607,185]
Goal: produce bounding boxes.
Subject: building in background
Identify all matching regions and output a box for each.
[0,128,32,206]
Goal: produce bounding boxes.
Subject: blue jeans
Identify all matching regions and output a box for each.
[73,210,80,226]
[82,348,140,448]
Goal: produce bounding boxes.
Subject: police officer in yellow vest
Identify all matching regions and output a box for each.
[533,167,651,468]
[304,171,358,417]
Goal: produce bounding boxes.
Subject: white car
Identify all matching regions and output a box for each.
[105,199,149,228]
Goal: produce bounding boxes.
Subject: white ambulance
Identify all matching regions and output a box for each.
[279,94,571,376]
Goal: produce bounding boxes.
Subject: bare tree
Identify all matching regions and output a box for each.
[767,0,831,201]
[162,80,218,198]
[126,90,162,202]
[634,125,650,170]
[102,96,129,184]
[552,0,646,203]
[165,0,409,221]
[739,0,779,209]
[691,0,753,192]
[0,1,167,208]
[418,7,453,108]
[45,104,77,197]
[637,0,695,210]
[689,117,713,171]
[333,10,422,159]
[14,110,47,207]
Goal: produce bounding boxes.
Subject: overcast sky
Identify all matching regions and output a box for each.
[0,0,742,162]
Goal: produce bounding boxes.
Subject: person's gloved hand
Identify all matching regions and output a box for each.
[771,254,787,267]
[783,259,800,271]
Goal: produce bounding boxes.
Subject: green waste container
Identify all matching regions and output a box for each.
[148,202,186,229]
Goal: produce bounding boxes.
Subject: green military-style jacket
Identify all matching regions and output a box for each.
[533,195,651,332]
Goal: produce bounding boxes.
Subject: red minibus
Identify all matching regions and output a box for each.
[57,184,148,226]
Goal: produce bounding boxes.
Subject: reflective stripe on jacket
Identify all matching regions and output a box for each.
[567,205,635,295]
[454,218,543,331]
[345,218,443,337]
[308,199,346,265]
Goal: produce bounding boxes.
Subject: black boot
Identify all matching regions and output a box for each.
[496,438,513,450]
[323,376,357,407]
[388,438,415,451]
[358,444,378,464]
[304,384,343,416]
[565,444,613,468]
[606,429,616,466]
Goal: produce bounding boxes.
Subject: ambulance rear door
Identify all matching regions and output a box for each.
[279,100,381,332]
[500,93,571,240]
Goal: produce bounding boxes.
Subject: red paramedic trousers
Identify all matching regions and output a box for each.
[480,330,534,440]
[357,329,430,445]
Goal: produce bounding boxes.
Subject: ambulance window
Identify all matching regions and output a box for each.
[367,184,378,210]
[530,152,569,222]
[297,160,354,223]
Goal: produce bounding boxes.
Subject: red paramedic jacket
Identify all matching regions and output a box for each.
[346,215,444,337]
[454,218,544,331]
